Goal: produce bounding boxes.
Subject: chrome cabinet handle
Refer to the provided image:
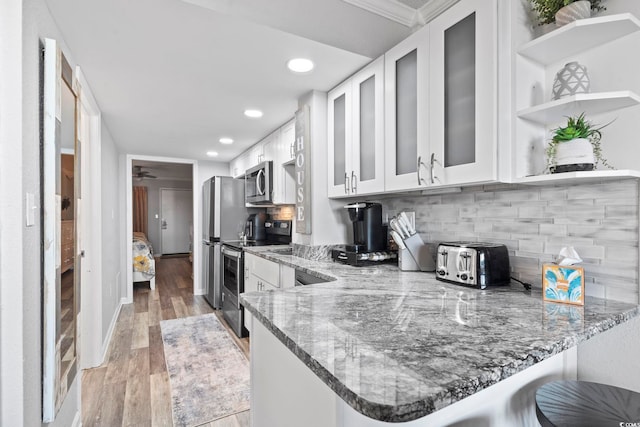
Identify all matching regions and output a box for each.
[430,153,442,184]
[417,156,427,186]
[344,173,349,194]
[351,171,357,194]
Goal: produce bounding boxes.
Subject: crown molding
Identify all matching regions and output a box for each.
[342,0,418,27]
[416,0,459,25]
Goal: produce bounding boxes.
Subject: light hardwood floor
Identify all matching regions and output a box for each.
[82,256,250,427]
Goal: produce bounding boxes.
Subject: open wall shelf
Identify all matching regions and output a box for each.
[512,170,640,185]
[519,13,640,65]
[517,91,640,125]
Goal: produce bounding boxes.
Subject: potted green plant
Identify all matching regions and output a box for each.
[546,113,612,173]
[531,0,606,27]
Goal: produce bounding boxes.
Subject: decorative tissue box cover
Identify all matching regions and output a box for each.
[542,264,585,306]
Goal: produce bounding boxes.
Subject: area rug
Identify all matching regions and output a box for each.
[160,313,250,427]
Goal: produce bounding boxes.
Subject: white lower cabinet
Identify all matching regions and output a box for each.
[243,253,291,332]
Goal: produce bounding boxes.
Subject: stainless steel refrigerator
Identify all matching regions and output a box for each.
[202,176,248,309]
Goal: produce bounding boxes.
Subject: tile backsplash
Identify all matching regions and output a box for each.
[379,180,639,304]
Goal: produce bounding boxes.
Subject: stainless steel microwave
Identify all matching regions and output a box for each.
[245,161,273,204]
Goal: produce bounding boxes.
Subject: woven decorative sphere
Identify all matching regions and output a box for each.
[552,62,590,100]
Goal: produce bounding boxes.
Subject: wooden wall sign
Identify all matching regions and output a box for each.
[295,105,311,234]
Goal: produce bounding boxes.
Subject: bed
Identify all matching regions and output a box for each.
[133,232,156,290]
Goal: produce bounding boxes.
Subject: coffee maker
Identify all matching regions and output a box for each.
[332,202,396,266]
[345,202,385,252]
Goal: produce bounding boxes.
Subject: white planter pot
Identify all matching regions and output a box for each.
[555,1,591,26]
[553,138,595,173]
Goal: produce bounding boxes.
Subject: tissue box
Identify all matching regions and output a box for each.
[542,264,585,306]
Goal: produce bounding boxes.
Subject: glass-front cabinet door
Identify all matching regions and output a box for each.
[327,80,352,197]
[384,26,429,192]
[351,56,385,195]
[429,0,496,185]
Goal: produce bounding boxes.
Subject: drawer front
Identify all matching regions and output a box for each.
[249,254,280,287]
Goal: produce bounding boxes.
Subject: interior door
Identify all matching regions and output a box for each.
[160,188,193,254]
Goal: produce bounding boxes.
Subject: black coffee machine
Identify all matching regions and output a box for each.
[245,212,268,241]
[345,202,385,252]
[332,202,395,266]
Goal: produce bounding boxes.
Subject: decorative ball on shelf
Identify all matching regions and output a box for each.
[552,61,590,100]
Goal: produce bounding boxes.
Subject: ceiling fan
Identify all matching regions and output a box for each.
[133,165,157,179]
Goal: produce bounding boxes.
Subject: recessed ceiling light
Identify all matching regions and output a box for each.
[206,151,219,157]
[219,137,234,144]
[287,58,314,74]
[244,109,263,118]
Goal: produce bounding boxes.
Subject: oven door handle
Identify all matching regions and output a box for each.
[222,246,241,258]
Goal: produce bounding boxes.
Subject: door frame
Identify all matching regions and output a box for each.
[75,66,103,369]
[159,187,193,255]
[125,155,199,303]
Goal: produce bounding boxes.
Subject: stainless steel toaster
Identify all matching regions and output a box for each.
[436,242,510,289]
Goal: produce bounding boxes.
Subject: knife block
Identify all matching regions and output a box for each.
[402,234,436,272]
[398,248,420,271]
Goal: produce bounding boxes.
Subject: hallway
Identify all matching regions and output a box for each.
[82,256,250,426]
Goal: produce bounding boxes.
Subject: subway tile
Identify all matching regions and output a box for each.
[515,251,554,262]
[539,224,568,236]
[476,206,519,218]
[474,222,493,233]
[493,222,539,235]
[605,246,639,263]
[539,187,568,201]
[547,198,595,207]
[518,239,544,253]
[585,282,606,299]
[518,206,546,218]
[605,205,638,219]
[568,224,637,241]
[605,284,639,304]
[544,205,605,219]
[474,192,495,202]
[582,262,638,281]
[493,189,540,202]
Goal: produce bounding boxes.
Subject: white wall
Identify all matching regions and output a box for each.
[0,0,84,424]
[101,126,123,341]
[296,90,348,247]
[0,0,25,423]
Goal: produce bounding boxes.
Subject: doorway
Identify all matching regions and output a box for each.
[127,157,197,302]
[160,188,193,255]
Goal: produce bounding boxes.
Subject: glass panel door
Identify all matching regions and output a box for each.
[359,76,376,182]
[333,93,347,187]
[444,13,476,167]
[396,49,418,176]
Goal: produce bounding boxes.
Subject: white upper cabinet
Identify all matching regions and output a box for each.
[230,150,251,178]
[352,57,385,195]
[280,118,296,164]
[328,57,385,198]
[384,27,430,192]
[428,0,497,186]
[328,79,353,197]
[263,124,296,204]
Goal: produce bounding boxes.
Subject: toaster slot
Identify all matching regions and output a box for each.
[437,248,449,278]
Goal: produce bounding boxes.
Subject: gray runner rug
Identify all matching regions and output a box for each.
[160,313,250,427]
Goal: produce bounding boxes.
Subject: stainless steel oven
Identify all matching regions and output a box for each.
[221,245,247,337]
[245,161,273,204]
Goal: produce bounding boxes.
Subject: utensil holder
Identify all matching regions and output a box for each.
[403,234,436,272]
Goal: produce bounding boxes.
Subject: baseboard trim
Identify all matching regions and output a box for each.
[100,299,124,365]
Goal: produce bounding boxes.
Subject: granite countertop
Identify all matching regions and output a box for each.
[240,248,640,422]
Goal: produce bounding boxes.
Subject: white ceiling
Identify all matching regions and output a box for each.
[44,0,413,162]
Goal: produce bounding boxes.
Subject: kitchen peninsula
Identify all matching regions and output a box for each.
[240,249,640,426]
